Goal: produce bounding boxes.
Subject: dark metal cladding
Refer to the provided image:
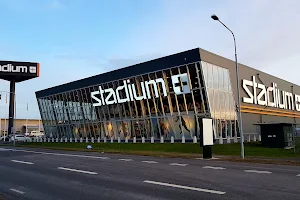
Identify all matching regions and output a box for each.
[35,48,201,98]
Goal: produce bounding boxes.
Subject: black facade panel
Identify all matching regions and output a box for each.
[36,48,201,98]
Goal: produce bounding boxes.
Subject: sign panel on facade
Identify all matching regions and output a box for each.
[91,73,191,107]
[242,76,300,111]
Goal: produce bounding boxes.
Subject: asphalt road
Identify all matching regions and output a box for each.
[0,146,299,200]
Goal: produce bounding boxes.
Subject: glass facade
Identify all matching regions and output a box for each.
[37,61,239,140]
[201,61,239,139]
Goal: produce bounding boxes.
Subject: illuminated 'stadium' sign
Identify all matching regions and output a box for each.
[242,76,300,111]
[91,73,191,107]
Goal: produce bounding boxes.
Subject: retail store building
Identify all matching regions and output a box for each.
[35,48,300,144]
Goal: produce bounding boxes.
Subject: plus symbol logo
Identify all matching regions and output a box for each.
[171,73,191,95]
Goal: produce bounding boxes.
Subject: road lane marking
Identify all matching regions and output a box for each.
[203,166,225,170]
[10,188,25,194]
[296,174,300,177]
[169,163,188,167]
[142,161,158,164]
[144,180,226,195]
[58,167,98,175]
[0,148,11,151]
[11,149,109,160]
[119,159,133,161]
[11,160,34,165]
[244,170,272,174]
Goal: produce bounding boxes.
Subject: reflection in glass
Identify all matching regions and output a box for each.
[201,61,239,139]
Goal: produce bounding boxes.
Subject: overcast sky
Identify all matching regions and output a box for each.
[0,0,299,119]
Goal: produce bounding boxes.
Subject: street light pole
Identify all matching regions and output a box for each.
[211,14,245,159]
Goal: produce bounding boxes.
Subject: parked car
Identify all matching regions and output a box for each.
[0,135,10,142]
[30,131,44,137]
[10,134,28,142]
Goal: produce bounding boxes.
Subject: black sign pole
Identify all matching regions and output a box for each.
[8,79,15,145]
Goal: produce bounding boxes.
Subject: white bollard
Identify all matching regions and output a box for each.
[104,137,107,143]
[219,138,223,144]
[97,137,100,143]
[193,136,197,144]
[80,138,83,143]
[234,137,238,143]
[74,138,77,143]
[142,137,145,143]
[182,136,185,144]
[133,137,136,143]
[171,136,174,144]
[70,138,73,143]
[60,138,62,143]
[253,135,257,142]
[227,137,231,144]
[118,137,121,143]
[160,136,164,143]
[47,138,50,143]
[51,138,54,143]
[151,137,154,143]
[247,135,251,142]
[86,138,88,143]
[91,137,94,143]
[258,135,262,142]
[125,138,128,143]
[55,138,58,143]
[65,138,67,143]
[111,138,114,143]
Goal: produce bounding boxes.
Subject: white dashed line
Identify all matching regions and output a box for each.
[11,160,34,165]
[244,170,272,174]
[0,148,11,151]
[10,188,25,194]
[296,174,300,177]
[169,163,188,167]
[10,149,109,160]
[142,161,158,164]
[119,159,133,162]
[58,167,98,175]
[203,166,225,170]
[144,180,226,195]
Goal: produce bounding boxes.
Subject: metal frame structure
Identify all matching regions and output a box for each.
[37,61,240,141]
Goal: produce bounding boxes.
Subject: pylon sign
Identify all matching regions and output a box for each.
[0,61,40,82]
[0,60,40,136]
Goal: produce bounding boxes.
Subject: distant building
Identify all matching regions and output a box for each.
[0,119,43,136]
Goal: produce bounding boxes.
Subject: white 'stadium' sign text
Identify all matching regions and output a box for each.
[242,76,300,111]
[0,64,37,74]
[91,73,191,107]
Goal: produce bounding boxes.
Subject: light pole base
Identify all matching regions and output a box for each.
[203,146,213,159]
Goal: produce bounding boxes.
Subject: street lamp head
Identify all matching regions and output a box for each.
[211,14,219,21]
